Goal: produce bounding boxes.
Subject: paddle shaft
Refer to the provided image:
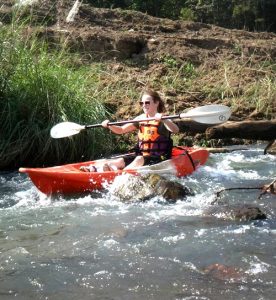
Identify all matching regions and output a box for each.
[84,114,181,129]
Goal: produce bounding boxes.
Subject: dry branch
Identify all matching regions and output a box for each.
[212,179,276,204]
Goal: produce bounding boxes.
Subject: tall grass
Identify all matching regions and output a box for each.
[0,23,114,169]
[244,76,276,115]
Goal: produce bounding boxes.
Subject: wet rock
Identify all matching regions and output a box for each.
[265,140,276,155]
[203,204,266,221]
[109,173,153,202]
[148,174,194,203]
[203,263,245,282]
[262,179,276,195]
[109,173,193,203]
[106,227,128,239]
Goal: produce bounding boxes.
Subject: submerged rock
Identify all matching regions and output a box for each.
[109,173,193,203]
[262,179,276,195]
[203,204,266,221]
[203,263,245,282]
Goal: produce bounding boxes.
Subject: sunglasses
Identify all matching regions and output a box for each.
[139,101,151,106]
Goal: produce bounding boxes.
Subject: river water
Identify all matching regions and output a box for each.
[0,146,275,300]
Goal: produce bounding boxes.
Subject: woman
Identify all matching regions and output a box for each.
[81,89,179,171]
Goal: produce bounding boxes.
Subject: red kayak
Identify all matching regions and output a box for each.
[19,147,209,196]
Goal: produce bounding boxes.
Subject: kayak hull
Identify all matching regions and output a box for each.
[19,147,209,195]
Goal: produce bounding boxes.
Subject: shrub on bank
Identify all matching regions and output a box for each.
[0,24,113,169]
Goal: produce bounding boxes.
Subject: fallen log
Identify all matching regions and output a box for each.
[204,146,249,153]
[206,120,276,140]
[177,120,210,134]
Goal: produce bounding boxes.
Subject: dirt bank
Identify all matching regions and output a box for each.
[1,1,276,145]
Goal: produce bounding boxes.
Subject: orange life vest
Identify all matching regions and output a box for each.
[137,119,172,157]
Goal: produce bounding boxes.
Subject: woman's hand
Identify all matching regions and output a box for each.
[155,113,163,121]
[101,120,110,128]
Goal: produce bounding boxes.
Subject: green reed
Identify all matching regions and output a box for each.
[0,24,113,169]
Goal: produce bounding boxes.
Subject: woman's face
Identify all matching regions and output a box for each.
[139,94,159,115]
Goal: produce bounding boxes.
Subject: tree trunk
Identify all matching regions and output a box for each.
[205,120,276,140]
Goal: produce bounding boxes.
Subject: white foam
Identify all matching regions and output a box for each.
[194,229,207,237]
[162,233,186,243]
[244,256,270,275]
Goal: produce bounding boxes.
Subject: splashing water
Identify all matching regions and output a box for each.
[0,145,275,299]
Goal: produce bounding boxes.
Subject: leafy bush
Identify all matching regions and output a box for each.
[0,23,112,169]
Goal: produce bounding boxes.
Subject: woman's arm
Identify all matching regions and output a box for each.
[154,113,179,133]
[162,119,179,133]
[101,120,137,134]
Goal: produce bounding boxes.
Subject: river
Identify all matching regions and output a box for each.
[0,145,275,300]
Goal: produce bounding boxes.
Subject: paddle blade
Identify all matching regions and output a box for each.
[180,104,231,124]
[50,122,85,138]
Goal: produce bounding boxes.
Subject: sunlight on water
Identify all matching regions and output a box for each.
[0,146,276,299]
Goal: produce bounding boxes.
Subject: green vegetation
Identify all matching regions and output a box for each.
[0,22,115,169]
[87,0,276,32]
[200,58,276,115]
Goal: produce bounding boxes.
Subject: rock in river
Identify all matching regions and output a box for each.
[203,204,267,221]
[109,173,193,203]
